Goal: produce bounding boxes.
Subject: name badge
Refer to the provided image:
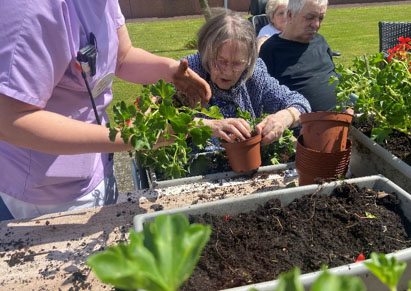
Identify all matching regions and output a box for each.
[92,73,114,98]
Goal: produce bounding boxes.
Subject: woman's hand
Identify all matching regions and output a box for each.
[202,118,251,143]
[255,108,299,144]
[172,59,212,107]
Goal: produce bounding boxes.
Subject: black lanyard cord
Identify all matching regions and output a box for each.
[80,71,101,125]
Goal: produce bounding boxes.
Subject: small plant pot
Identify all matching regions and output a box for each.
[296,135,352,186]
[221,134,262,173]
[300,111,353,153]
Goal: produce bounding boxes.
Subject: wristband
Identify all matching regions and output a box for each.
[286,108,296,126]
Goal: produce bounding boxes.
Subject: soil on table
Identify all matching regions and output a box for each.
[354,120,411,166]
[182,183,411,290]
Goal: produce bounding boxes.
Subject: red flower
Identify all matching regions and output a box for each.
[223,214,231,221]
[387,36,411,66]
[125,119,133,127]
[399,36,411,44]
[355,252,366,263]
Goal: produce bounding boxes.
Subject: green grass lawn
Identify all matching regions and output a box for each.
[111,3,411,121]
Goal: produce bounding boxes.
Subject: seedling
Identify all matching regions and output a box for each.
[87,214,211,291]
[364,252,407,291]
[236,108,296,164]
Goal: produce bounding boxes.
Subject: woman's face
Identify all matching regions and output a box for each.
[271,4,287,31]
[209,40,249,90]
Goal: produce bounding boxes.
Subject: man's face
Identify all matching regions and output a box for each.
[287,1,327,43]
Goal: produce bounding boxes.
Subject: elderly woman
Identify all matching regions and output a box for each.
[257,0,288,51]
[186,9,310,146]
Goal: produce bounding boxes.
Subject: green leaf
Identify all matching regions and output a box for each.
[312,270,366,291]
[170,113,192,134]
[108,128,118,142]
[87,214,211,291]
[364,252,406,290]
[189,126,213,146]
[143,214,211,289]
[202,105,224,119]
[150,79,176,99]
[365,211,376,219]
[159,101,177,119]
[275,267,304,291]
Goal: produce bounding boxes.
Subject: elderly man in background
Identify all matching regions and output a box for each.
[259,0,339,111]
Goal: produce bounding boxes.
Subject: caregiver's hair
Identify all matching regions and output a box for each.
[288,0,328,14]
[197,8,257,80]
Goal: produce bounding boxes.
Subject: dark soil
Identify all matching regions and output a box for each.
[354,120,411,166]
[182,183,411,290]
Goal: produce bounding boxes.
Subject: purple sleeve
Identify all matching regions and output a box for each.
[114,0,126,28]
[0,1,74,108]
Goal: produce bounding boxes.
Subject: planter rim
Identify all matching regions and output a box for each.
[300,111,354,124]
[132,159,296,190]
[221,133,262,148]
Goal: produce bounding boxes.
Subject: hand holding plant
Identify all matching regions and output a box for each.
[109,80,222,179]
[235,108,296,164]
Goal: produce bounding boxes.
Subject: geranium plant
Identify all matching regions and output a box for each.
[332,36,410,143]
[109,80,222,179]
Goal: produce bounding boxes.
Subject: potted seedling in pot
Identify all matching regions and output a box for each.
[221,108,262,173]
[109,80,223,180]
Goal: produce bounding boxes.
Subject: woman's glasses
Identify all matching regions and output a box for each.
[213,59,248,73]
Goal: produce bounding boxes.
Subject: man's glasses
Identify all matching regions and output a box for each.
[213,59,248,73]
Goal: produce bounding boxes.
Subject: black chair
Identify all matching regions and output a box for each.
[249,14,269,36]
[378,21,411,54]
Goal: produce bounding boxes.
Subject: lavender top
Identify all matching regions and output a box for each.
[0,0,125,204]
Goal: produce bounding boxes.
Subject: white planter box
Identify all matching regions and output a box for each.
[131,154,296,190]
[134,175,411,290]
[350,127,411,193]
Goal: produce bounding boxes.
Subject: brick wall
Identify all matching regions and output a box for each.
[119,0,409,19]
[119,0,250,19]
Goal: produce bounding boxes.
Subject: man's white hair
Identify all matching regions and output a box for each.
[288,0,328,14]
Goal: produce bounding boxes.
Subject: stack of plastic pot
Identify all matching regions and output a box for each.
[296,111,353,186]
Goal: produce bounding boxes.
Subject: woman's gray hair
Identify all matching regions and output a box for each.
[287,0,328,14]
[197,8,257,81]
[265,0,288,23]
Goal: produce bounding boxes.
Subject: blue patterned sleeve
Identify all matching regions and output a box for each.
[251,58,311,114]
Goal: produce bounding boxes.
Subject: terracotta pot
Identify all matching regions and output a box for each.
[221,134,262,173]
[296,135,352,186]
[300,111,353,153]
